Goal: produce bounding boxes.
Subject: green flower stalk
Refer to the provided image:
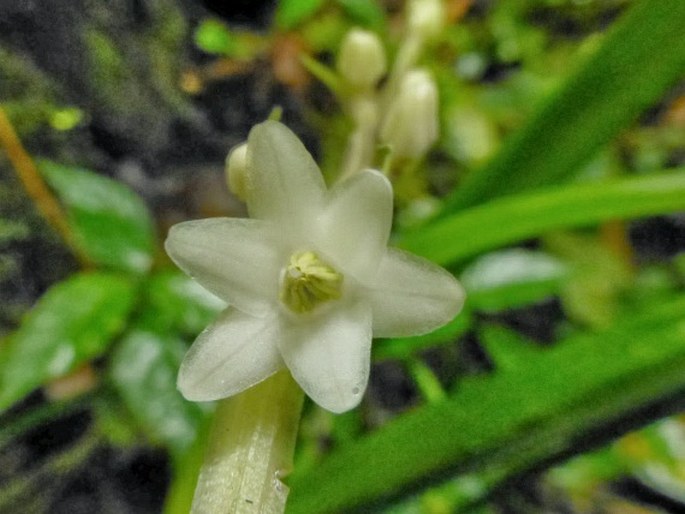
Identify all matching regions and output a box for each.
[190,370,303,513]
[166,122,464,511]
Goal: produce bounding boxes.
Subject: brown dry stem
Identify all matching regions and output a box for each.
[0,105,90,267]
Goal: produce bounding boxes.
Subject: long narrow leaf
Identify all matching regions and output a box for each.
[443,0,685,211]
[401,171,685,266]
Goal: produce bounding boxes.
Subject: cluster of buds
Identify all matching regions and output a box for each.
[331,0,445,172]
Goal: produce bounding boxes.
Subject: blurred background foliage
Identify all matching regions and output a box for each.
[1,0,685,512]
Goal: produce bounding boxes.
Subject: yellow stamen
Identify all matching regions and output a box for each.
[280,251,343,313]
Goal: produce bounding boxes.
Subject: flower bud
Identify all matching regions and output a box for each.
[380,69,439,158]
[337,28,387,90]
[408,0,444,41]
[225,143,248,200]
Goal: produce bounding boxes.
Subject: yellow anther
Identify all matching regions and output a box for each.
[280,251,343,313]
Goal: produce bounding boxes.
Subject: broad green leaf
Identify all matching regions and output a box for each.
[401,171,685,266]
[287,296,685,513]
[140,269,225,337]
[275,0,326,30]
[461,249,568,312]
[38,160,156,273]
[110,329,208,459]
[0,272,136,412]
[444,0,685,211]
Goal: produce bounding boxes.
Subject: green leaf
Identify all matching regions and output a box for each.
[444,0,685,211]
[0,272,136,412]
[38,160,156,274]
[461,249,568,312]
[140,269,225,337]
[275,0,326,30]
[401,171,685,266]
[287,296,685,513]
[110,330,209,459]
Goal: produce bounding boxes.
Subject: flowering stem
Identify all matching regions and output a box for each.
[383,34,422,107]
[339,95,379,181]
[190,370,304,514]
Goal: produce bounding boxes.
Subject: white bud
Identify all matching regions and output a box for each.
[337,29,387,90]
[225,143,248,200]
[408,0,444,41]
[380,69,439,158]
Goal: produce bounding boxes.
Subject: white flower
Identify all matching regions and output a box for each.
[165,121,464,413]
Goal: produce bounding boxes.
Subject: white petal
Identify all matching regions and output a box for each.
[245,121,326,237]
[165,218,281,316]
[178,308,282,401]
[367,248,465,338]
[316,169,393,281]
[278,301,372,413]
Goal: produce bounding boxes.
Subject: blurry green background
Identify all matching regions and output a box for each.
[1,0,685,513]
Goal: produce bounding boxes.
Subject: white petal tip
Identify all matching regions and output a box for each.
[177,364,231,402]
[313,384,366,414]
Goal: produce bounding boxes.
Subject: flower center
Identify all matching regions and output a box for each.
[280,251,343,313]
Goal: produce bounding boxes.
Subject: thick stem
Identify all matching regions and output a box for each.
[190,370,304,514]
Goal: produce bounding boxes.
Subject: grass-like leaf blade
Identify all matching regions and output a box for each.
[401,171,685,266]
[443,0,685,211]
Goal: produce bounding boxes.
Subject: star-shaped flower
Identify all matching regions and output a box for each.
[165,121,464,413]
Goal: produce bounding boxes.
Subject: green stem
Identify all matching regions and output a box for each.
[383,34,422,107]
[407,358,446,404]
[190,370,304,514]
[339,94,380,182]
